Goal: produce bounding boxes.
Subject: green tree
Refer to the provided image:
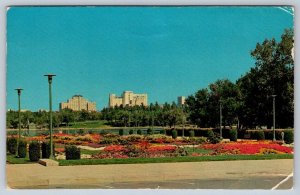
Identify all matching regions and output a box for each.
[238,29,294,128]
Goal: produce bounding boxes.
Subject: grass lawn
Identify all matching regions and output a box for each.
[184,147,213,154]
[67,120,110,129]
[6,154,33,164]
[58,154,293,166]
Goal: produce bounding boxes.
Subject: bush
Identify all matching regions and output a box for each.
[229,129,237,142]
[99,130,109,135]
[256,131,265,140]
[7,137,17,155]
[284,131,294,144]
[65,145,81,160]
[78,129,85,135]
[29,141,41,161]
[160,129,166,135]
[172,130,178,139]
[147,128,153,135]
[118,137,129,145]
[99,137,119,145]
[137,129,142,135]
[18,140,27,158]
[88,130,94,134]
[126,135,143,143]
[42,142,55,158]
[119,129,124,136]
[189,137,207,144]
[189,130,195,137]
[207,131,221,144]
[129,129,134,135]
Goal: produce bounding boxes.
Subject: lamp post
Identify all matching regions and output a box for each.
[220,100,223,138]
[14,88,23,157]
[272,95,277,141]
[44,74,56,159]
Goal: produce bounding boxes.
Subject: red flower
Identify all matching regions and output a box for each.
[201,141,293,155]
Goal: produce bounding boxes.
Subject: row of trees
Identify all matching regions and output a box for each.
[7,29,294,130]
[186,29,294,129]
[6,109,102,129]
[7,103,186,129]
[101,103,186,127]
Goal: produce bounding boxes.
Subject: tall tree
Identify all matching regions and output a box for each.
[238,29,294,128]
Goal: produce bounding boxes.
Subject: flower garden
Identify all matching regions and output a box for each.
[6,129,294,165]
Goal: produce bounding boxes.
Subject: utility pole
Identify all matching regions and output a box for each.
[15,88,23,157]
[44,74,56,159]
[272,95,277,141]
[220,100,223,138]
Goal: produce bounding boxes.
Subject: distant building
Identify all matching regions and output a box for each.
[60,95,96,111]
[109,91,148,108]
[177,96,186,106]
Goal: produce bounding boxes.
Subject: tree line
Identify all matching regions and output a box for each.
[6,109,102,129]
[7,29,294,130]
[186,29,294,129]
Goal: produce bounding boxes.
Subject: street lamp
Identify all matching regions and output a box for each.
[220,100,223,138]
[44,74,56,159]
[14,88,23,157]
[271,95,277,141]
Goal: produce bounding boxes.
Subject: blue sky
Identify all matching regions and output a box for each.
[6,6,294,111]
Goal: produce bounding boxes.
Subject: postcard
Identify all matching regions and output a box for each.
[6,6,294,189]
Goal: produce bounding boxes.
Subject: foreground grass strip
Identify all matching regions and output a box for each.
[58,154,293,166]
[6,154,32,164]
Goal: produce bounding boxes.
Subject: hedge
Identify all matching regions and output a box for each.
[29,141,41,161]
[42,142,55,158]
[7,137,17,155]
[172,130,178,139]
[18,140,27,158]
[65,145,81,160]
[229,129,237,141]
[189,130,195,137]
[147,128,153,135]
[284,131,294,144]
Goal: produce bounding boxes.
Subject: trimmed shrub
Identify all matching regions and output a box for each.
[78,129,85,135]
[7,137,17,155]
[29,141,41,161]
[119,129,124,136]
[284,131,294,144]
[207,130,221,144]
[229,129,237,142]
[189,130,195,137]
[172,130,178,139]
[18,140,27,158]
[160,129,166,135]
[137,129,142,135]
[147,128,153,135]
[256,131,265,140]
[65,145,81,160]
[42,142,55,158]
[129,129,134,135]
[99,130,109,135]
[88,130,94,134]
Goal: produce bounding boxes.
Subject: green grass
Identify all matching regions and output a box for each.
[68,120,110,129]
[6,154,33,164]
[58,154,293,166]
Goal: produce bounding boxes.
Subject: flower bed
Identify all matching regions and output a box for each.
[91,143,179,159]
[200,141,293,155]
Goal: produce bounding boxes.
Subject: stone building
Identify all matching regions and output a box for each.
[60,95,96,111]
[177,96,186,106]
[109,91,148,108]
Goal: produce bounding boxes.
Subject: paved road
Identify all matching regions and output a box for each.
[6,159,293,189]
